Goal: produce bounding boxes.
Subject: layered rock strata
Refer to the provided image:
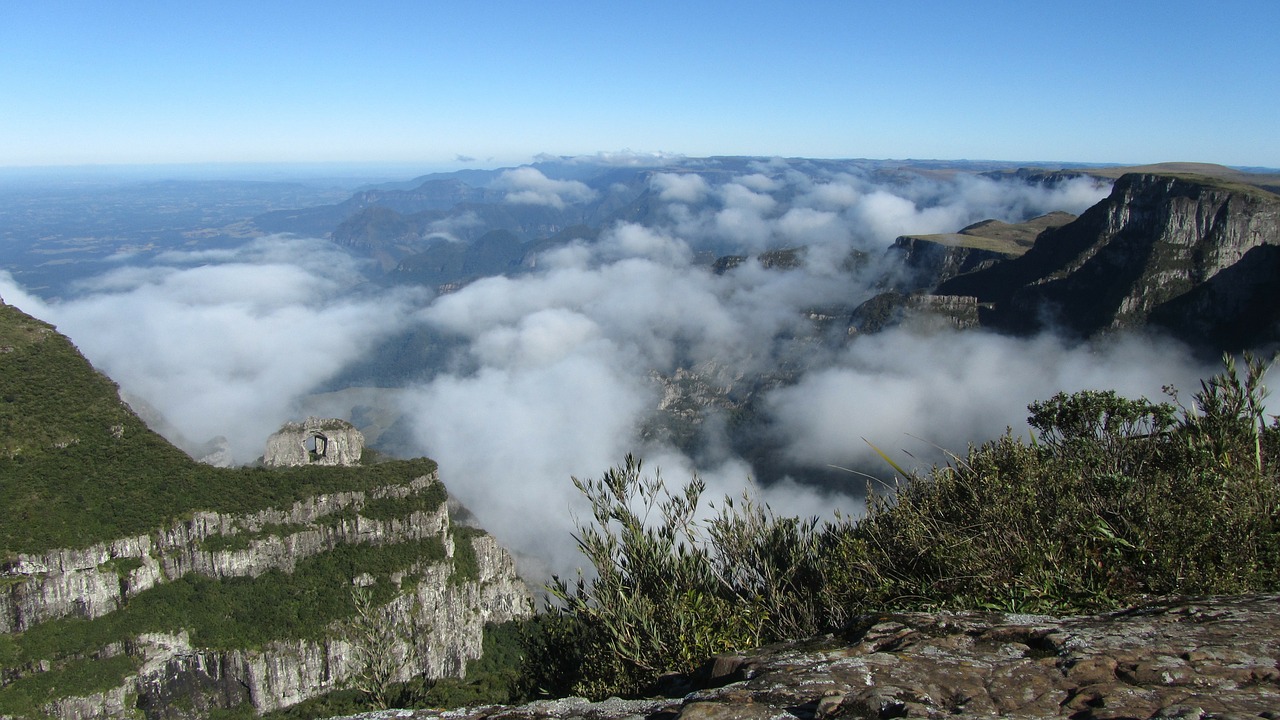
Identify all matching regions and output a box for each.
[0,474,440,633]
[1,473,532,719]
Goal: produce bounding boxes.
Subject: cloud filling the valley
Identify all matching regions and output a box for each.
[0,163,1231,577]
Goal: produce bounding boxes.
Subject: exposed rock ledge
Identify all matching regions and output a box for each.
[349,594,1280,720]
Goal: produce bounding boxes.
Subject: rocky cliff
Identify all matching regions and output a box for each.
[0,300,532,719]
[936,173,1280,349]
[1,473,440,633]
[887,212,1077,294]
[355,594,1280,720]
[0,467,532,719]
[126,531,528,717]
[847,292,979,336]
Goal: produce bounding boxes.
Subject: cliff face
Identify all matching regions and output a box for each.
[1,477,531,719]
[127,534,528,717]
[0,473,441,634]
[887,211,1077,293]
[937,173,1280,348]
[847,292,979,336]
[0,301,532,719]
[887,237,1010,294]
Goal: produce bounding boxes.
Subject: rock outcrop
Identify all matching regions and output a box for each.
[265,416,365,466]
[888,212,1077,293]
[356,594,1280,720]
[129,533,529,716]
[848,292,979,336]
[937,173,1280,350]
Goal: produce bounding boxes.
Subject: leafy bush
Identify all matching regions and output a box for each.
[0,654,138,718]
[533,354,1280,698]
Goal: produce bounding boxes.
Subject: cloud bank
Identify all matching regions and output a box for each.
[1,236,427,460]
[495,167,597,208]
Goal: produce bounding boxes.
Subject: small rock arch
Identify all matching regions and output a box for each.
[264,418,363,467]
[306,433,328,458]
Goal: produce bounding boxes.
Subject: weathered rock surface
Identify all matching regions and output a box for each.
[352,594,1280,720]
[265,417,366,466]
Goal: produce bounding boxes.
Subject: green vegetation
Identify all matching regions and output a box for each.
[97,556,144,578]
[0,654,138,719]
[251,620,528,719]
[0,302,437,554]
[527,354,1280,698]
[421,619,525,707]
[449,525,485,585]
[900,212,1076,257]
[8,297,1280,715]
[901,232,1028,256]
[359,482,449,522]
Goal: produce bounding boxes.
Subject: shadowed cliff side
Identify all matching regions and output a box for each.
[936,173,1280,351]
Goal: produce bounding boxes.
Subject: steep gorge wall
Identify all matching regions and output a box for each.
[129,534,529,717]
[0,472,533,719]
[0,474,443,634]
[937,173,1280,346]
[887,236,1014,293]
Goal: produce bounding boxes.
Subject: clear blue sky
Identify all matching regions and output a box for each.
[2,1,1276,169]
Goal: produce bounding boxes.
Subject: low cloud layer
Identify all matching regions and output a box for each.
[0,163,1233,578]
[766,329,1212,472]
[495,167,597,208]
[1,236,427,459]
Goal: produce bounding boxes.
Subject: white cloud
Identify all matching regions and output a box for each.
[775,207,845,247]
[494,167,597,209]
[800,180,862,210]
[735,172,781,193]
[2,237,426,461]
[719,182,778,214]
[764,328,1213,473]
[651,172,709,204]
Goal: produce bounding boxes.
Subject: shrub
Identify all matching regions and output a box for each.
[535,354,1280,698]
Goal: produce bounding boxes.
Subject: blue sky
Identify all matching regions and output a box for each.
[2,1,1276,169]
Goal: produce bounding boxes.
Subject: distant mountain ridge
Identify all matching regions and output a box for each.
[249,156,1135,290]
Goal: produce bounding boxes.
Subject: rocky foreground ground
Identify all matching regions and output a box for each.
[344,594,1280,720]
